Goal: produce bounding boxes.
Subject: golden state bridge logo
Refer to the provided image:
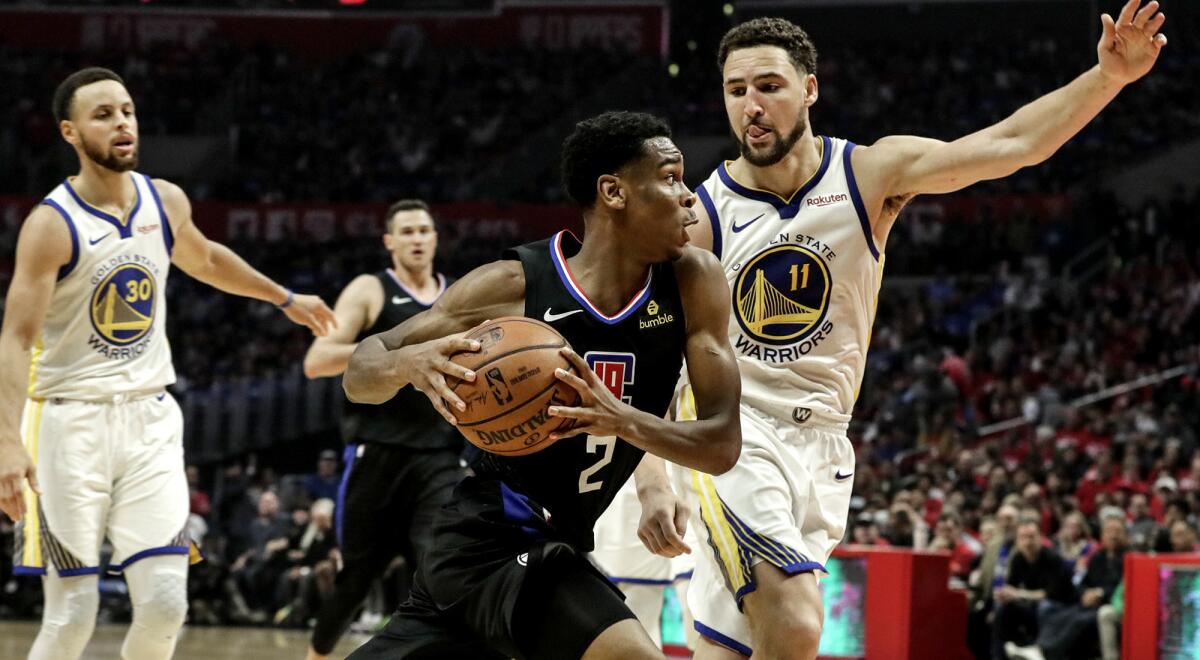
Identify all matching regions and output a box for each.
[90,264,156,346]
[733,245,830,346]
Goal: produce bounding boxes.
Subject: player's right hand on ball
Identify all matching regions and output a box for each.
[402,331,482,425]
[0,442,40,523]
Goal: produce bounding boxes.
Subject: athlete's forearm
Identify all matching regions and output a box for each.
[633,454,673,497]
[303,341,358,379]
[343,336,411,404]
[0,333,32,445]
[188,241,290,305]
[990,65,1123,166]
[619,408,739,475]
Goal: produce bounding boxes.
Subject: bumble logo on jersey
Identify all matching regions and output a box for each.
[89,262,157,357]
[731,244,834,362]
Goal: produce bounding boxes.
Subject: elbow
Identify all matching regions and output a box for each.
[708,431,742,476]
[302,358,322,380]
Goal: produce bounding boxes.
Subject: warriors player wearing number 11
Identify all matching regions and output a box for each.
[683,4,1168,659]
[0,68,336,660]
[342,111,742,659]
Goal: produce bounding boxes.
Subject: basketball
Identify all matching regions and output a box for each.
[447,317,581,456]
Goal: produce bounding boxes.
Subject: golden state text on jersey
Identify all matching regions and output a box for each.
[696,137,884,421]
[29,173,176,400]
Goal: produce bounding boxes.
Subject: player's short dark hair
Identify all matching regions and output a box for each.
[560,111,672,208]
[53,67,125,123]
[385,199,433,232]
[718,17,818,76]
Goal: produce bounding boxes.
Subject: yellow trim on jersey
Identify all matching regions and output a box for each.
[26,335,43,398]
[720,137,825,205]
[693,471,748,594]
[854,255,887,404]
[21,400,45,568]
[677,384,697,421]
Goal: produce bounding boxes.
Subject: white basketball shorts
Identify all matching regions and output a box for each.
[687,402,854,655]
[14,392,190,577]
[592,465,697,586]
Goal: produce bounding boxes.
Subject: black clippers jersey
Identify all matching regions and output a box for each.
[341,270,461,450]
[475,231,687,550]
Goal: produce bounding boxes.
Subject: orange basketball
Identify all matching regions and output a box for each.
[447,317,581,456]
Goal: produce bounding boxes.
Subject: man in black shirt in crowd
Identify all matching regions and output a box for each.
[993,517,1075,660]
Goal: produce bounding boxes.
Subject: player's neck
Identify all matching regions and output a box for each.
[389,263,437,295]
[729,134,823,199]
[569,230,650,316]
[70,162,136,213]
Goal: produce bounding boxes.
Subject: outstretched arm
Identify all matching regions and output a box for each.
[861,0,1166,201]
[549,248,741,475]
[157,179,337,337]
[342,261,525,419]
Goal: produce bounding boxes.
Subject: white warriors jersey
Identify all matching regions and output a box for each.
[29,173,176,400]
[696,136,883,424]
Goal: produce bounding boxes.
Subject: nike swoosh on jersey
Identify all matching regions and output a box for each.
[543,308,583,323]
[834,470,854,481]
[392,296,412,305]
[731,213,765,233]
[88,233,112,245]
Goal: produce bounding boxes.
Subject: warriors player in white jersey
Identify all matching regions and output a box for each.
[0,68,335,660]
[672,4,1168,658]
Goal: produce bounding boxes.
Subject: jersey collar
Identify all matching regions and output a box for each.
[549,231,652,326]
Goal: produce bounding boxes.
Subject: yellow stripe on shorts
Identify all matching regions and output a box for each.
[692,470,748,595]
[21,400,45,569]
[26,335,43,398]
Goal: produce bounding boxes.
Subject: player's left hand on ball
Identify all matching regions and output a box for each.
[547,348,628,440]
[637,486,691,558]
[282,293,338,337]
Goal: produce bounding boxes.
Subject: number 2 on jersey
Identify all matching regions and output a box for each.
[577,436,616,493]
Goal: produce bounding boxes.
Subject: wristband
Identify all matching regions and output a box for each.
[275,288,294,310]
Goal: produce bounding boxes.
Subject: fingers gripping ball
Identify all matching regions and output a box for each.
[447,317,581,456]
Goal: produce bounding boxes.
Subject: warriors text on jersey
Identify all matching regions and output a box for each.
[340,270,461,450]
[473,231,686,550]
[696,137,883,425]
[29,174,175,400]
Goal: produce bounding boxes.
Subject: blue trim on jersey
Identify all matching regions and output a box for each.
[674,568,693,581]
[780,560,826,574]
[842,141,880,261]
[58,566,102,577]
[716,136,832,220]
[13,566,47,576]
[735,581,758,605]
[42,199,79,280]
[141,173,173,255]
[607,575,673,586]
[695,620,753,656]
[499,481,544,539]
[62,177,140,239]
[549,231,652,325]
[336,443,358,548]
[695,184,722,260]
[116,546,189,571]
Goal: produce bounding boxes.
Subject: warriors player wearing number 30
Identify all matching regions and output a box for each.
[679,4,1168,658]
[0,68,336,660]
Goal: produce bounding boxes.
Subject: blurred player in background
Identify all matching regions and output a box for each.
[0,67,334,660]
[683,3,1168,658]
[302,199,464,660]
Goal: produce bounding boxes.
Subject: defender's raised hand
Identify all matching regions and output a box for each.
[1098,0,1167,85]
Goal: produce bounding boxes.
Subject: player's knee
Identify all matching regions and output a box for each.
[773,608,822,658]
[132,572,189,633]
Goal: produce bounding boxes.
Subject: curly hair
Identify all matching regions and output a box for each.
[53,67,125,123]
[560,111,672,208]
[717,17,818,76]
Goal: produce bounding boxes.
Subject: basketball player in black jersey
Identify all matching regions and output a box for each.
[301,200,463,660]
[341,111,742,659]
